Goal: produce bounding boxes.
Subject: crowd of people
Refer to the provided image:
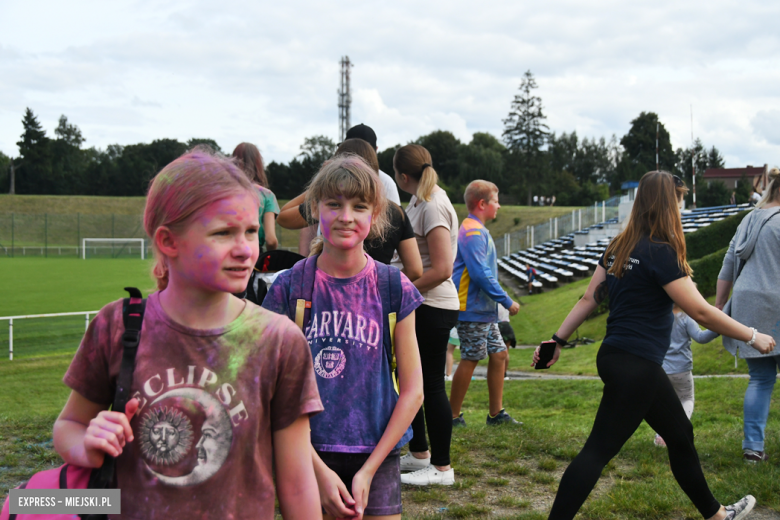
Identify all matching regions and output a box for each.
[47,124,780,520]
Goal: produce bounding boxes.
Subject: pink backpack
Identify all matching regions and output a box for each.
[1,464,89,520]
[1,289,145,520]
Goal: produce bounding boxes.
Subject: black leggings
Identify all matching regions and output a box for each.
[408,304,459,467]
[548,343,720,520]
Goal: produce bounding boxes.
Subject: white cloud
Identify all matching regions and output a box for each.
[1,0,779,168]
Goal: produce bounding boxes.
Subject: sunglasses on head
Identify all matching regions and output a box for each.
[673,175,684,188]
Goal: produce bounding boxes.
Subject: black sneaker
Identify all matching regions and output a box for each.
[486,409,521,426]
[452,413,466,428]
[743,449,769,463]
[724,495,756,520]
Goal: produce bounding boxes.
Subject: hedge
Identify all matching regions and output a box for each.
[689,246,729,297]
[685,210,749,260]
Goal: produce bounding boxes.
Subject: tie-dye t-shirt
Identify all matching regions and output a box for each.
[63,292,322,520]
[256,185,280,249]
[262,255,424,453]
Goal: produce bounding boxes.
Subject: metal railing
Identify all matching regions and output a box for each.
[1,311,97,360]
[496,196,621,258]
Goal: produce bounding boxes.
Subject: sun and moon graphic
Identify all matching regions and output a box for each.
[138,387,234,487]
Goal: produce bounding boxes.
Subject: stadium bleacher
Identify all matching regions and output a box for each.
[498,203,751,294]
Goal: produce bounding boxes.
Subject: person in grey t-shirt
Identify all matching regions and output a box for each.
[654,304,718,448]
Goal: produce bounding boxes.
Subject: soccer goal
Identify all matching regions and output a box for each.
[82,238,146,259]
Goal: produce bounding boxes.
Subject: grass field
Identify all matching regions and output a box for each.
[2,358,778,518]
[1,211,777,517]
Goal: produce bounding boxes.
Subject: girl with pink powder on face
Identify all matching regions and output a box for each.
[263,155,425,520]
[53,151,324,520]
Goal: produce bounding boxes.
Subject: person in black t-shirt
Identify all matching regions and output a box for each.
[533,171,776,520]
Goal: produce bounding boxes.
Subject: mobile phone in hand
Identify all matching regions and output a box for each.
[535,340,557,370]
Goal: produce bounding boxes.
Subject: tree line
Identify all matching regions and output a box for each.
[2,72,741,206]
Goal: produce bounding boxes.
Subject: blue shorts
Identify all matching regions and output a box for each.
[457,321,507,361]
[317,449,402,516]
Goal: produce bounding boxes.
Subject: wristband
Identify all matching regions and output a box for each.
[552,334,567,347]
[746,327,758,347]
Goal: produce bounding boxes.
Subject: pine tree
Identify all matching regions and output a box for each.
[502,70,549,205]
[16,108,51,193]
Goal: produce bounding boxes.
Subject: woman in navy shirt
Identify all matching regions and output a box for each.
[534,171,776,520]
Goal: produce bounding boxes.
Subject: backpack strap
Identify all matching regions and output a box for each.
[377,263,403,394]
[290,256,318,331]
[87,287,145,492]
[59,464,70,489]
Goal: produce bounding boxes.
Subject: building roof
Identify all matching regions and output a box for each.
[703,165,766,179]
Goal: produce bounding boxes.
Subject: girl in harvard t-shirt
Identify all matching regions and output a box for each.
[53,151,324,519]
[263,155,424,519]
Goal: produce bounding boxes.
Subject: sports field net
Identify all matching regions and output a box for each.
[82,238,146,259]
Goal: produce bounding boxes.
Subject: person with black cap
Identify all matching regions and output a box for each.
[346,123,402,206]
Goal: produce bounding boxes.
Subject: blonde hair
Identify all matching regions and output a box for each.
[393,144,439,202]
[464,180,499,211]
[144,151,258,290]
[305,155,389,256]
[605,171,691,278]
[756,168,780,208]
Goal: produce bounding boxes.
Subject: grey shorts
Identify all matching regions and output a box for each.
[457,321,507,361]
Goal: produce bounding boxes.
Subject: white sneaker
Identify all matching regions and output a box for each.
[400,465,455,486]
[444,374,453,381]
[399,453,431,472]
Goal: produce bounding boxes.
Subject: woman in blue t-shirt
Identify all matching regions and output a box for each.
[534,171,776,520]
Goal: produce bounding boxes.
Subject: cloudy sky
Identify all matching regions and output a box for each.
[1,0,779,168]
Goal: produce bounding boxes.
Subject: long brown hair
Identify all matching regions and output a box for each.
[605,171,691,278]
[336,139,380,173]
[393,144,439,202]
[336,138,404,223]
[232,142,269,188]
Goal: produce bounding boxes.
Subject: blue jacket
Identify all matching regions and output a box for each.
[452,215,513,322]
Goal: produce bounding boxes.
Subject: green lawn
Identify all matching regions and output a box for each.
[2,361,778,518]
[0,226,775,518]
[0,258,155,317]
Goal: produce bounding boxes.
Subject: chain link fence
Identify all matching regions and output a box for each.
[0,212,298,258]
[0,213,148,258]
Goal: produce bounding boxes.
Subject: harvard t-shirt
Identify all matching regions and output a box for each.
[64,293,322,520]
[599,237,687,365]
[262,254,424,453]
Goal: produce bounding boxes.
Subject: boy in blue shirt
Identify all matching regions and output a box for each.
[449,180,520,426]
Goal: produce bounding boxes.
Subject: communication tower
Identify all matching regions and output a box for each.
[338,56,353,142]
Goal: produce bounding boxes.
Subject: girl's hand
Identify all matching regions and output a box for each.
[753,332,777,355]
[315,463,357,519]
[83,398,138,465]
[531,344,561,368]
[351,467,375,520]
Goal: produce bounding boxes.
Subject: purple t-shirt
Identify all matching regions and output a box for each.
[64,293,322,520]
[263,255,424,453]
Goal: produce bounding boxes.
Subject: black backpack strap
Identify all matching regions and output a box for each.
[59,464,69,489]
[87,288,145,493]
